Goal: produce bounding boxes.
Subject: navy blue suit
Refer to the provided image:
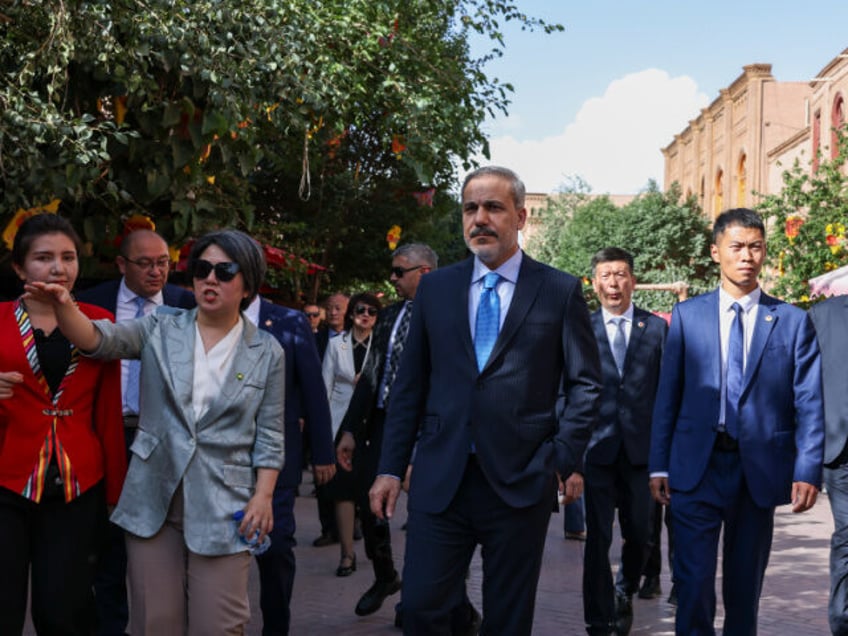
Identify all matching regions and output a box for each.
[809,295,848,634]
[76,279,195,636]
[649,289,824,635]
[379,254,601,634]
[254,298,334,636]
[583,307,666,633]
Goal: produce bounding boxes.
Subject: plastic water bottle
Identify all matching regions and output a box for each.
[232,510,271,556]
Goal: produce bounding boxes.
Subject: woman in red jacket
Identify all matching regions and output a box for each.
[0,213,126,635]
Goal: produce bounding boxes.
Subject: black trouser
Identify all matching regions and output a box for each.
[0,481,107,635]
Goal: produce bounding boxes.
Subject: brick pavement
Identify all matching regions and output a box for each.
[24,477,834,634]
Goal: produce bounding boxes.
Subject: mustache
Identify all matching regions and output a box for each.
[469,227,498,239]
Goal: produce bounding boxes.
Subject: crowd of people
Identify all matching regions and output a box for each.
[1,165,847,636]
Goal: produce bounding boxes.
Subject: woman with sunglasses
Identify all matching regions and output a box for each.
[25,229,285,634]
[321,291,381,577]
[0,213,125,635]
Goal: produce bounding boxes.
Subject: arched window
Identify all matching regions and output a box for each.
[813,109,822,172]
[715,169,724,217]
[737,153,747,206]
[832,94,845,160]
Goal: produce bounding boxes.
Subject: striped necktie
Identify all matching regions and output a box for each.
[474,272,501,371]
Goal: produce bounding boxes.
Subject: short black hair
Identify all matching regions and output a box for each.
[712,208,765,244]
[12,214,82,266]
[344,292,382,332]
[187,230,266,310]
[590,247,634,277]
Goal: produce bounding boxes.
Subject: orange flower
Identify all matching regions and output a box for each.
[3,199,60,250]
[386,225,402,250]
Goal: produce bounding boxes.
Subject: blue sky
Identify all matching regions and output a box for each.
[464,1,848,194]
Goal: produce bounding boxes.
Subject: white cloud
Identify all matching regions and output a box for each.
[466,69,709,194]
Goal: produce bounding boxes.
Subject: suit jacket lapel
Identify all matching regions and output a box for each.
[454,258,477,367]
[743,293,778,392]
[162,308,198,425]
[626,308,650,373]
[196,317,266,430]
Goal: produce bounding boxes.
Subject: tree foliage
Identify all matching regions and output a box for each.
[0,0,562,294]
[757,128,848,306]
[530,180,717,312]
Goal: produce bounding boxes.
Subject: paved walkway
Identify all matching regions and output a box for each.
[24,476,834,634]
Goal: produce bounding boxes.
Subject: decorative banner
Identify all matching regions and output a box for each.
[3,199,60,250]
[386,225,402,250]
[412,188,435,207]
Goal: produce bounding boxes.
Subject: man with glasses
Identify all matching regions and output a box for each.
[303,303,324,333]
[336,244,445,623]
[77,228,195,636]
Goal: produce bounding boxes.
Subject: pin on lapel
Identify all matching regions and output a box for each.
[637,321,645,328]
[264,319,272,327]
[764,315,773,322]
[236,372,244,381]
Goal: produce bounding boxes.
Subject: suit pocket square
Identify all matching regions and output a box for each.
[130,429,160,460]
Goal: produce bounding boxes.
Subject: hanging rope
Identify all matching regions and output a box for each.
[298,129,311,201]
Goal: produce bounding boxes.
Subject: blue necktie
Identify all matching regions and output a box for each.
[125,296,147,414]
[724,302,744,439]
[610,316,627,376]
[474,272,501,371]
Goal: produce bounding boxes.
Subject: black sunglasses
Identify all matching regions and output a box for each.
[192,259,240,282]
[391,265,423,279]
[304,311,321,318]
[354,305,378,316]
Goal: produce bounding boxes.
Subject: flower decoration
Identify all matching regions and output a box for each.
[825,222,846,255]
[784,215,803,243]
[386,225,402,250]
[2,199,60,250]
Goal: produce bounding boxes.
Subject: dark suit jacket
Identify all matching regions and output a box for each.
[258,299,334,488]
[586,306,667,466]
[379,254,601,513]
[76,279,196,314]
[340,301,404,445]
[649,289,824,508]
[809,294,848,464]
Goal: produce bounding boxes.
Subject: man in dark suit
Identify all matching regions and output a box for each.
[809,294,848,635]
[370,166,601,634]
[336,243,437,618]
[649,208,824,635]
[583,247,667,636]
[242,294,335,635]
[76,229,195,636]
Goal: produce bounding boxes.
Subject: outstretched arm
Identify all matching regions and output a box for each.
[24,282,102,351]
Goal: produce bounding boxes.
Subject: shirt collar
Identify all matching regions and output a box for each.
[472,249,523,285]
[244,295,262,326]
[118,278,163,306]
[601,303,634,324]
[718,285,761,314]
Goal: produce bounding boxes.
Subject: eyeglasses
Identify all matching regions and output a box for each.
[192,259,240,282]
[304,311,321,318]
[390,265,423,279]
[125,256,170,271]
[354,305,378,317]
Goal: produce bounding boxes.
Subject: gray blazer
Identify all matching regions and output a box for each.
[93,306,285,556]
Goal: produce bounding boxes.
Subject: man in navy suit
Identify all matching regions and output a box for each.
[649,208,824,635]
[244,294,336,636]
[370,166,601,634]
[583,247,667,636]
[809,294,848,634]
[77,229,195,636]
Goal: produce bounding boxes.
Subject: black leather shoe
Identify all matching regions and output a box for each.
[667,583,678,606]
[312,532,339,547]
[637,575,662,599]
[614,592,633,636]
[336,553,356,577]
[355,575,402,616]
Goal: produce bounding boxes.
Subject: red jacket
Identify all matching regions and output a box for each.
[0,300,126,504]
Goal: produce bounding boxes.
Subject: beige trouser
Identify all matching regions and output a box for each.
[125,488,250,636]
